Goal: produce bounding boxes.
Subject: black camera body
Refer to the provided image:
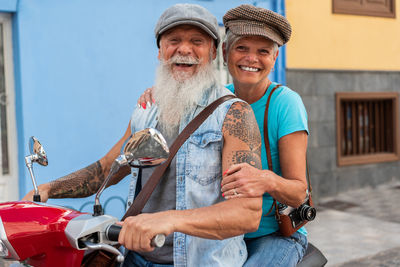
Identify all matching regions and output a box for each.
[277,195,316,229]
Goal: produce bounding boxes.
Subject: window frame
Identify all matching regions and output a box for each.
[332,0,396,18]
[336,92,400,166]
[215,26,232,85]
[0,12,19,201]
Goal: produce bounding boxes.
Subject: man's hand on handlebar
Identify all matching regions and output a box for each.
[118,211,174,252]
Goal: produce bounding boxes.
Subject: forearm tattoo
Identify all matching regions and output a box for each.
[223,102,262,169]
[48,161,105,198]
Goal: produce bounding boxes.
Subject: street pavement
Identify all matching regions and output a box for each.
[307,181,400,266]
[1,181,400,267]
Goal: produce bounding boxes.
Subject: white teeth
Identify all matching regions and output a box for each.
[240,66,259,72]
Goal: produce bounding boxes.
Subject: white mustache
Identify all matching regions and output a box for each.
[167,55,200,65]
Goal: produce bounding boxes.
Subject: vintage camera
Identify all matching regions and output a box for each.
[277,195,316,229]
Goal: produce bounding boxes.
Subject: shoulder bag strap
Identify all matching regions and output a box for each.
[122,94,236,220]
[263,84,312,216]
[263,84,281,216]
[264,84,281,171]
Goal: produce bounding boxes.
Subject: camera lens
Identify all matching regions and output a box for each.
[299,205,316,221]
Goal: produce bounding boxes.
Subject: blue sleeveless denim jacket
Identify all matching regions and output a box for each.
[126,85,247,267]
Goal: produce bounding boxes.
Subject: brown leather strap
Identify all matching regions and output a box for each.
[264,84,281,171]
[263,199,276,217]
[262,84,281,217]
[306,160,312,193]
[263,84,312,217]
[122,94,236,220]
[264,84,312,191]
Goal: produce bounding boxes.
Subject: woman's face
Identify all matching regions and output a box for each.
[226,36,278,88]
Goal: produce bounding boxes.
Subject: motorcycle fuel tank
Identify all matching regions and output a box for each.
[0,201,85,266]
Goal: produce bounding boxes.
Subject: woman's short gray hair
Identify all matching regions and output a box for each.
[223,30,279,56]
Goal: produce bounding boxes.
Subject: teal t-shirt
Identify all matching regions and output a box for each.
[226,82,309,238]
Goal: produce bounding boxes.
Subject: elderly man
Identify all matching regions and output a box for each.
[24,4,262,266]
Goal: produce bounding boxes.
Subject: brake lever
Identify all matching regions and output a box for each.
[82,241,124,263]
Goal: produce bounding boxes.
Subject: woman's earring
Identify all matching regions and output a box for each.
[271,67,275,72]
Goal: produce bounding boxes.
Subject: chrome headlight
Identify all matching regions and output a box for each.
[0,239,8,257]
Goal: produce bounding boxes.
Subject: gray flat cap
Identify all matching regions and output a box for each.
[223,4,291,46]
[155,3,220,48]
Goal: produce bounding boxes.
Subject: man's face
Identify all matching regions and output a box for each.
[158,25,216,80]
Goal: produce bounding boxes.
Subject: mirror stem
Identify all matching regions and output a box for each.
[25,155,41,202]
[93,160,122,216]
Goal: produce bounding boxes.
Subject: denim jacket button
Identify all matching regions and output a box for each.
[133,172,137,177]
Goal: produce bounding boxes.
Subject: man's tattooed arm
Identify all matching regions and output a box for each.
[48,161,105,198]
[222,101,262,169]
[48,160,131,198]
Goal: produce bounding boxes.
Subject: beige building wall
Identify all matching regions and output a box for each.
[286,0,400,71]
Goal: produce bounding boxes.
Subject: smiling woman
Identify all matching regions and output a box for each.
[220,4,310,267]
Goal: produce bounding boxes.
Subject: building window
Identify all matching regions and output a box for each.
[332,0,396,18]
[0,21,9,174]
[215,26,232,85]
[0,13,18,201]
[336,92,399,166]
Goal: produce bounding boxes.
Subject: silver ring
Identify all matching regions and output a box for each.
[233,188,238,195]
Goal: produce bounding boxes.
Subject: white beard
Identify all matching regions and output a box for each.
[153,56,218,137]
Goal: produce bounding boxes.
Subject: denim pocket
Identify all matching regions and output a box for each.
[186,131,223,186]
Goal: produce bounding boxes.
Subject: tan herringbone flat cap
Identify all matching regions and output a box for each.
[223,4,291,46]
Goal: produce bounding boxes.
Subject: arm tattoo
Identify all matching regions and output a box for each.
[48,161,105,198]
[232,150,261,168]
[223,102,262,169]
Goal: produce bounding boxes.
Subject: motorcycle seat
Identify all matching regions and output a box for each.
[297,242,327,267]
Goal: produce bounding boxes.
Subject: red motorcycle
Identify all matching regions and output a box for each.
[0,129,168,267]
[0,130,326,267]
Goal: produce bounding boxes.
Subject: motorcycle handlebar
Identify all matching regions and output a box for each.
[105,224,166,248]
[106,224,121,242]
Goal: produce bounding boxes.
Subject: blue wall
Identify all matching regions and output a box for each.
[1,0,286,218]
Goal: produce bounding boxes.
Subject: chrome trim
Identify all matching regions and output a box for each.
[0,240,8,257]
[0,217,19,260]
[64,214,118,249]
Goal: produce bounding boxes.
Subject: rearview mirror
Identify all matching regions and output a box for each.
[122,128,169,167]
[94,128,169,215]
[29,136,48,166]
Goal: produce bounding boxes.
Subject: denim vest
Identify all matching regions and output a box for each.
[127,85,247,267]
